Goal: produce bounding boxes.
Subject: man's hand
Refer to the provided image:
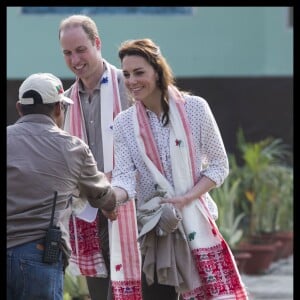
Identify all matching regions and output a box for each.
[101,207,118,221]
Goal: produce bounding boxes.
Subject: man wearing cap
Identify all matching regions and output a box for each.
[7,72,118,300]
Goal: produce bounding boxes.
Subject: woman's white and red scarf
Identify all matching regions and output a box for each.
[65,60,142,299]
[133,86,249,299]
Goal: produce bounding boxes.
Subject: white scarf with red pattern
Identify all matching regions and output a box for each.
[133,85,248,299]
[65,60,142,299]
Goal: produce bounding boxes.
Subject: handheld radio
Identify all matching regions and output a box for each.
[43,191,62,263]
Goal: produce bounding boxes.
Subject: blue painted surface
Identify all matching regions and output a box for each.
[7,7,293,78]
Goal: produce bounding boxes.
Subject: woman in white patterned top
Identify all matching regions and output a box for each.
[111,38,249,300]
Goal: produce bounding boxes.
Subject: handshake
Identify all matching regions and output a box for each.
[101,186,128,221]
[102,206,118,221]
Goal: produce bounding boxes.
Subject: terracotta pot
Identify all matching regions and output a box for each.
[250,232,285,261]
[232,249,252,274]
[274,231,293,259]
[238,241,276,274]
[273,239,284,261]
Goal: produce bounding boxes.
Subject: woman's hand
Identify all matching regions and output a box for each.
[160,195,189,210]
[161,176,217,210]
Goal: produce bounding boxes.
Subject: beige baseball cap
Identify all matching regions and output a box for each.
[19,73,73,105]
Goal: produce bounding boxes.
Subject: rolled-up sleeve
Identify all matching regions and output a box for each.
[111,114,137,198]
[195,98,229,187]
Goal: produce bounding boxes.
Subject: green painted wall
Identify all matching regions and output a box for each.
[7,6,293,79]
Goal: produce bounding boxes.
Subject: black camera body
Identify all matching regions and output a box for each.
[43,226,62,263]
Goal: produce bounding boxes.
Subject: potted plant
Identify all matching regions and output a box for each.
[233,128,293,273]
[235,128,292,236]
[272,164,293,259]
[211,158,244,249]
[210,159,251,273]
